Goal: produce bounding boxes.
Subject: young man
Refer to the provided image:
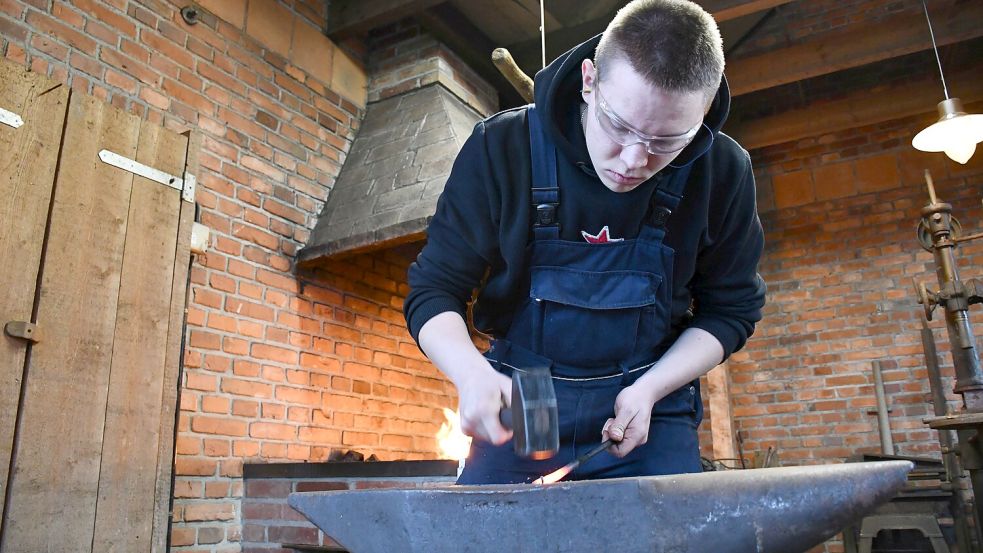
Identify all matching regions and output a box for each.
[404,0,766,484]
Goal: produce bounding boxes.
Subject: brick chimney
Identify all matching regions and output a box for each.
[299,21,498,262]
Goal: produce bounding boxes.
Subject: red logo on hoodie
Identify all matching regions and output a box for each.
[581,226,623,244]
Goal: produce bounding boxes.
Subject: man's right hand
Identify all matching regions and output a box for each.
[417,311,514,446]
[456,365,513,445]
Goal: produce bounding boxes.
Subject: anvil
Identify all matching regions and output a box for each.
[289,460,913,553]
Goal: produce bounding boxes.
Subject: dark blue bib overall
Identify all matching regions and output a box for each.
[458,107,704,485]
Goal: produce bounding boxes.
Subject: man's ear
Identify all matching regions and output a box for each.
[581,59,596,101]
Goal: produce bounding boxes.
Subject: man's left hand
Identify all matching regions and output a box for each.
[602,384,656,457]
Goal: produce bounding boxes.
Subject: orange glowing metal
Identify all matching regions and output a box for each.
[532,438,614,485]
[534,465,574,485]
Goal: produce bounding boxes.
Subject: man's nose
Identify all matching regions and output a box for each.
[620,142,649,170]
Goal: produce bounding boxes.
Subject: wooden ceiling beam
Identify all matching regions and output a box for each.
[327,0,447,38]
[505,0,795,79]
[728,68,983,150]
[727,1,983,96]
[699,0,795,22]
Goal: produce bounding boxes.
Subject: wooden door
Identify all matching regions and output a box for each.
[0,60,197,553]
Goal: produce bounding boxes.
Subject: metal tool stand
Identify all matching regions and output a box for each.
[842,455,959,553]
[915,170,983,553]
[855,514,951,553]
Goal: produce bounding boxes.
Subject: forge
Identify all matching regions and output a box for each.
[289,460,912,553]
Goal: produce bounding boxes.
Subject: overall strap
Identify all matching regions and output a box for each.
[527,106,560,241]
[646,162,693,239]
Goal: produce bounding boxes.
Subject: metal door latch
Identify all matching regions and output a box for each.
[4,321,41,343]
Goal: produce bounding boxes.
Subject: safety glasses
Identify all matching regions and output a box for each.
[593,83,702,155]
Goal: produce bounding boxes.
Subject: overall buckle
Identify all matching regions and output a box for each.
[535,203,558,227]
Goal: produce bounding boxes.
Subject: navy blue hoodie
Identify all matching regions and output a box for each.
[404,34,766,360]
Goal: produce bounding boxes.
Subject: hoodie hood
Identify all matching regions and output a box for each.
[532,33,731,169]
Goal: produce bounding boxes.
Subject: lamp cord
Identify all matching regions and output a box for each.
[922,0,950,99]
[540,0,546,68]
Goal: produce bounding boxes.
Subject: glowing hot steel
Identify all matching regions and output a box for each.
[533,465,573,485]
[533,439,614,485]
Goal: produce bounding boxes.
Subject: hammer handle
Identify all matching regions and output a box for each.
[499,404,513,430]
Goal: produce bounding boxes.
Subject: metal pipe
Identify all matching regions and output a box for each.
[922,319,979,552]
[872,360,895,455]
[921,171,983,409]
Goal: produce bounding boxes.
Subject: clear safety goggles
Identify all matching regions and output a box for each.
[594,84,702,155]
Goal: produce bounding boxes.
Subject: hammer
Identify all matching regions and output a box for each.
[499,367,559,459]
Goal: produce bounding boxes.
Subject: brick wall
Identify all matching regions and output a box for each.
[366,19,498,116]
[732,110,983,470]
[240,461,457,552]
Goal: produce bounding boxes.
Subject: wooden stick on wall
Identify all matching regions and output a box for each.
[492,48,534,104]
[706,363,738,465]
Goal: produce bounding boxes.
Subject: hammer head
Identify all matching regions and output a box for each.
[509,367,559,460]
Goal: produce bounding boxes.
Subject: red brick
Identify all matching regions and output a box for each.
[222,377,273,398]
[275,386,319,406]
[250,421,296,440]
[104,68,137,94]
[192,416,247,436]
[223,336,249,356]
[203,438,231,457]
[232,399,260,417]
[226,297,275,321]
[27,10,97,53]
[175,436,201,455]
[295,481,349,492]
[162,77,216,115]
[773,170,814,208]
[30,33,69,60]
[234,439,261,457]
[232,222,280,250]
[855,152,900,193]
[175,457,217,476]
[342,431,378,446]
[170,526,196,547]
[184,502,236,522]
[252,343,299,364]
[200,389,230,410]
[139,86,170,110]
[140,28,194,68]
[189,330,222,350]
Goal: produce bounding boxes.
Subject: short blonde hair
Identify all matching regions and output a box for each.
[595,0,724,95]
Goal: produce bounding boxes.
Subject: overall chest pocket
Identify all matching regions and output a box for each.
[530,266,662,367]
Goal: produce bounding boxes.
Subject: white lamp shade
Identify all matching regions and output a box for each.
[912,99,983,164]
[944,142,977,165]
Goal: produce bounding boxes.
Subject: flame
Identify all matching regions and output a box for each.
[436,408,472,460]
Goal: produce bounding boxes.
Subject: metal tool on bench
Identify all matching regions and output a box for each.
[499,366,559,460]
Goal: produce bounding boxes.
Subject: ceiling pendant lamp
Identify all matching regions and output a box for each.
[910,1,983,164]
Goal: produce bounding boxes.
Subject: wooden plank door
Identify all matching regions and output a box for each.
[91,121,193,553]
[0,59,195,552]
[0,64,69,528]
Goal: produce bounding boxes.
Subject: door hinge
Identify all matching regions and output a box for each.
[98,149,196,202]
[0,106,24,129]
